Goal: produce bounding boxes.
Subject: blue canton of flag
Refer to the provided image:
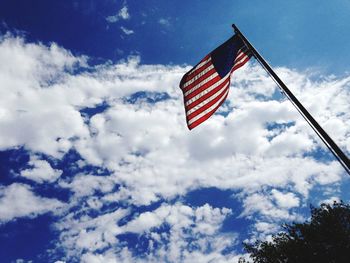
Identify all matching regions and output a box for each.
[179,34,252,130]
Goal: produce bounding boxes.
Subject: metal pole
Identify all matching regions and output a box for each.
[232,24,350,175]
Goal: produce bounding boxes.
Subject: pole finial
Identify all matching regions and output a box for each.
[231,24,238,33]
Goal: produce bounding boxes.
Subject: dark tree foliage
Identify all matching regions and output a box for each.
[241,201,350,263]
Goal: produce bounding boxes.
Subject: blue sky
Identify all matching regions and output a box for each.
[0,1,349,262]
[2,0,350,71]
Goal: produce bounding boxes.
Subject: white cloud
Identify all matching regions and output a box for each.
[57,203,237,262]
[0,34,88,158]
[57,208,129,256]
[1,34,347,203]
[271,189,300,208]
[0,34,349,261]
[241,192,301,221]
[0,183,63,223]
[106,6,130,23]
[319,196,341,205]
[1,35,347,199]
[120,26,134,35]
[158,18,170,27]
[119,6,130,20]
[59,173,115,197]
[21,156,62,183]
[254,221,279,234]
[124,203,230,235]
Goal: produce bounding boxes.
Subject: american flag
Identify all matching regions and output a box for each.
[179,34,252,130]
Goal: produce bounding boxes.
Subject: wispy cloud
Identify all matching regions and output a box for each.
[106,6,130,23]
[120,26,134,35]
[158,18,170,27]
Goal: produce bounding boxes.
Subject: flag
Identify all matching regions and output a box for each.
[179,34,252,130]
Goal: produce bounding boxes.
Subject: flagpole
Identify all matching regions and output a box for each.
[232,24,350,175]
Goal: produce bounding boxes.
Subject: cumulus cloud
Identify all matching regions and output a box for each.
[21,156,62,183]
[0,34,88,158]
[318,195,341,206]
[241,192,301,221]
[271,189,300,208]
[0,183,63,223]
[0,34,349,261]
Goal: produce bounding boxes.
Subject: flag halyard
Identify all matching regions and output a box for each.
[180,34,252,130]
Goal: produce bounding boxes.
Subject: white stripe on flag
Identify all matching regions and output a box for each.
[182,64,215,88]
[184,71,218,97]
[185,72,231,105]
[235,50,248,62]
[188,88,230,125]
[233,54,249,67]
[186,81,230,116]
[186,56,212,77]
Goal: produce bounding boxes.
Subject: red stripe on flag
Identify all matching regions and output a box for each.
[185,77,230,111]
[186,83,230,121]
[184,74,222,101]
[179,36,252,130]
[182,67,217,92]
[184,58,212,80]
[187,91,229,130]
[234,50,248,62]
[231,54,251,73]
